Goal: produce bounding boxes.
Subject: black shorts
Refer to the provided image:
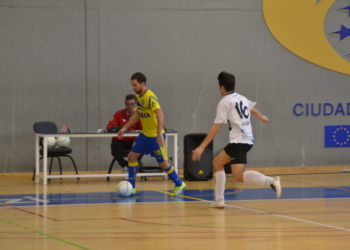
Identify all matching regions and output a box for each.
[224,143,253,164]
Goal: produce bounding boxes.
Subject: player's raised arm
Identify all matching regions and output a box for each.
[250,108,269,124]
[117,111,140,139]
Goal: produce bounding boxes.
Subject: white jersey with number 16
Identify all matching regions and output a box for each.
[214,92,256,145]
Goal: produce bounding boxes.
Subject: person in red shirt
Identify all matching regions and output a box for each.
[106,94,142,175]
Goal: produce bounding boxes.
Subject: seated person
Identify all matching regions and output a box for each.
[106,94,142,176]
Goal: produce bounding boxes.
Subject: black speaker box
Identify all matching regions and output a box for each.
[183,133,213,181]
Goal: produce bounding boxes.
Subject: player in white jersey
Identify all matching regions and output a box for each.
[192,71,282,208]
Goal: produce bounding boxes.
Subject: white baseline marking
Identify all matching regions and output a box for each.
[23,196,50,203]
[201,200,350,232]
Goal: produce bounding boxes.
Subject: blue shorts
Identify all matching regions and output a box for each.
[131,133,168,162]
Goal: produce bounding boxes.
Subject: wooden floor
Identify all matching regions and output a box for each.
[1,169,350,250]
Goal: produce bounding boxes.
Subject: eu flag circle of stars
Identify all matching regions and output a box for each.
[330,4,350,57]
[333,127,350,146]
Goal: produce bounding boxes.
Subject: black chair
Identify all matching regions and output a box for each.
[32,121,79,181]
[107,149,145,181]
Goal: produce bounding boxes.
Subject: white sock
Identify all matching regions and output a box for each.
[243,170,274,187]
[215,171,226,201]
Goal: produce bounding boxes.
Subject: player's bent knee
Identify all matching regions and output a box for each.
[127,154,138,162]
[212,160,224,172]
[233,173,244,182]
[213,164,224,172]
[233,176,244,182]
[158,161,170,170]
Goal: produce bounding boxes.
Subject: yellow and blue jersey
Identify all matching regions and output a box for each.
[136,89,165,137]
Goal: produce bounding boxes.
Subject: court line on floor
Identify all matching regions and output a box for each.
[33,231,89,250]
[285,180,350,192]
[0,219,90,250]
[220,202,350,232]
[147,188,350,233]
[146,188,205,201]
[0,203,57,221]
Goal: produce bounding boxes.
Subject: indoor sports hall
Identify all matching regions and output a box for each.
[2,169,350,249]
[1,1,350,249]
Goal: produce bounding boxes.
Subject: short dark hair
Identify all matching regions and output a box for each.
[217,71,235,92]
[125,94,136,102]
[131,72,146,84]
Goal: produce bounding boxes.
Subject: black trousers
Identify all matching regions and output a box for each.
[110,140,134,169]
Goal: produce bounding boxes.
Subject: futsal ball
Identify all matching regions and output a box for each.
[46,137,56,148]
[56,137,70,147]
[116,181,133,197]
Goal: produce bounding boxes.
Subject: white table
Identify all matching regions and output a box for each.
[35,132,178,185]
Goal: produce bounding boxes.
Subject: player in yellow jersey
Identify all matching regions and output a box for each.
[117,72,186,196]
